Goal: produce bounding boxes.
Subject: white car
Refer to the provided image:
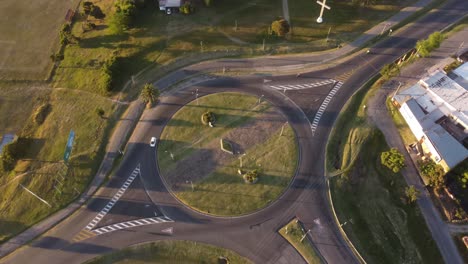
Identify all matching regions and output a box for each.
[166,8,172,15]
[150,137,157,147]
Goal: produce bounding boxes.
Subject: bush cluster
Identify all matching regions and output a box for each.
[201,111,215,125]
[380,148,405,173]
[416,31,444,58]
[0,137,28,172]
[108,0,136,34]
[271,19,290,37]
[244,170,259,184]
[180,2,195,14]
[33,103,52,125]
[101,56,120,93]
[82,1,105,19]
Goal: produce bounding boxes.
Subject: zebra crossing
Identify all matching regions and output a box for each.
[84,165,141,231]
[269,79,335,91]
[311,81,343,135]
[92,216,174,235]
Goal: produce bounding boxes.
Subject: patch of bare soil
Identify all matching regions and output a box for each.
[163,107,287,190]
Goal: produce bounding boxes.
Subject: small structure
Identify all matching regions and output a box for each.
[159,0,181,11]
[0,134,17,155]
[392,62,468,171]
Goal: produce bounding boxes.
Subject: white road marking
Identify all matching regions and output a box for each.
[311,81,343,135]
[84,165,141,231]
[91,216,174,236]
[269,79,335,91]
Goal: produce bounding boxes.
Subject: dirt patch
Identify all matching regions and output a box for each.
[163,107,286,190]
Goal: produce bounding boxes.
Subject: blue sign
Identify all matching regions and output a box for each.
[63,130,75,163]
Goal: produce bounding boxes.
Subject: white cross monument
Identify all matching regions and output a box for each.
[316,0,331,24]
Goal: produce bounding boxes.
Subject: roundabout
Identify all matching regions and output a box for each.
[157,92,299,216]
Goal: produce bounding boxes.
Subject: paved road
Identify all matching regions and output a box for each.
[367,26,468,264]
[1,0,467,263]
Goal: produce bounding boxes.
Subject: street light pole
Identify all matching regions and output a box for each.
[300,229,312,243]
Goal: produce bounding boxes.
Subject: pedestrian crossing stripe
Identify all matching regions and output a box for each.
[311,81,343,135]
[84,165,141,231]
[269,79,335,91]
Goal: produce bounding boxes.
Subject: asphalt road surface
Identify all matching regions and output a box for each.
[1,0,467,263]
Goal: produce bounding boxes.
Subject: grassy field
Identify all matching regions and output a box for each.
[158,93,270,171]
[52,0,416,98]
[279,219,323,264]
[0,0,80,80]
[330,130,443,264]
[0,85,120,243]
[326,77,443,263]
[84,240,251,264]
[158,92,298,215]
[288,0,414,43]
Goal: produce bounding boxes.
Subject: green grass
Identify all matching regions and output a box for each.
[0,0,80,80]
[158,93,270,172]
[325,75,443,263]
[386,97,417,146]
[326,76,381,175]
[0,85,120,243]
[330,131,443,264]
[52,0,419,98]
[279,219,323,264]
[84,240,251,264]
[158,92,298,215]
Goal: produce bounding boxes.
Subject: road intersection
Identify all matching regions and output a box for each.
[1,0,467,263]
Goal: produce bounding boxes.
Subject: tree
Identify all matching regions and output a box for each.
[380,63,400,79]
[380,148,405,173]
[108,0,136,34]
[419,160,445,189]
[59,24,79,45]
[416,31,444,58]
[140,83,160,107]
[271,19,290,37]
[179,1,195,15]
[203,0,213,6]
[201,111,215,125]
[405,185,420,204]
[108,11,130,34]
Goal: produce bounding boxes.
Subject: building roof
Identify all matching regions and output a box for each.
[425,124,468,169]
[420,71,468,113]
[159,0,181,7]
[454,62,468,81]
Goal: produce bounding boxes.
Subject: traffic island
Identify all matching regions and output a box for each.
[279,218,324,264]
[157,92,298,216]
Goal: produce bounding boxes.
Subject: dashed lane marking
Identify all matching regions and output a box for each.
[311,81,343,135]
[84,165,141,231]
[269,79,335,91]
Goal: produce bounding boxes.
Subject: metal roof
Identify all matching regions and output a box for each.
[425,124,468,169]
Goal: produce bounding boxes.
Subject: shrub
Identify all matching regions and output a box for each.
[33,103,51,125]
[244,170,259,184]
[419,160,445,189]
[201,111,215,125]
[180,2,195,14]
[100,56,120,93]
[271,19,290,37]
[380,148,405,173]
[203,0,212,7]
[95,107,105,118]
[416,31,445,57]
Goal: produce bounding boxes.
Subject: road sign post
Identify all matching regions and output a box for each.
[63,130,75,164]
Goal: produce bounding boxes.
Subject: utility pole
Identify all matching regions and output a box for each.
[326,26,331,42]
[263,39,265,51]
[280,121,288,136]
[200,41,204,52]
[186,180,194,192]
[235,20,238,31]
[300,229,312,243]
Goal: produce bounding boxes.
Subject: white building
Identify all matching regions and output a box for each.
[158,0,181,11]
[392,62,468,171]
